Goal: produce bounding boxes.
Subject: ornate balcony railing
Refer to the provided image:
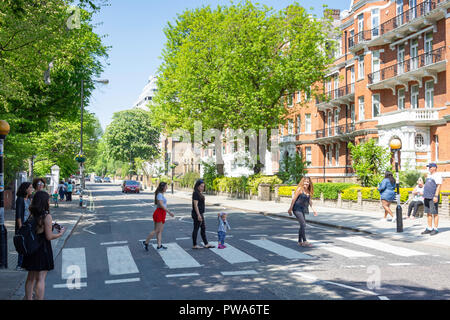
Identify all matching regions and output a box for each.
[348,0,442,50]
[316,83,355,104]
[377,108,440,126]
[368,47,445,84]
[315,123,355,139]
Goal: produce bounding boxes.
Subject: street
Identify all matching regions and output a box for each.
[42,183,450,300]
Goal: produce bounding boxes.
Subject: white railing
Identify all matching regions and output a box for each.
[377,108,439,126]
[280,135,296,143]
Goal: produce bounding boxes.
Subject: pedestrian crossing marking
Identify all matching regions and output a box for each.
[62,248,87,279]
[153,243,202,269]
[107,246,139,275]
[221,270,258,276]
[336,236,427,257]
[308,240,373,258]
[105,277,140,285]
[166,273,200,278]
[208,242,258,264]
[244,239,314,260]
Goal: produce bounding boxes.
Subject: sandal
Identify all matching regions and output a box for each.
[203,244,215,248]
[192,245,202,249]
[302,242,313,247]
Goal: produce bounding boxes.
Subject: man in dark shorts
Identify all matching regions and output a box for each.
[421,163,442,236]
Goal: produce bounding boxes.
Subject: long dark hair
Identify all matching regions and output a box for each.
[17,182,32,198]
[154,182,167,205]
[193,179,205,200]
[385,171,396,186]
[29,191,50,229]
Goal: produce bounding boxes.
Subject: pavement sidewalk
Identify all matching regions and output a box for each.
[163,189,450,249]
[0,199,84,300]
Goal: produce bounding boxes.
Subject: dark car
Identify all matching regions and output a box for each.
[122,180,140,193]
[94,176,102,183]
[103,177,111,183]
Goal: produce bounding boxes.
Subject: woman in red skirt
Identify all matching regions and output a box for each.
[142,182,174,250]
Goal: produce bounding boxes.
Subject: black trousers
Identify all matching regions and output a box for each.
[407,201,423,217]
[293,210,307,242]
[192,213,208,246]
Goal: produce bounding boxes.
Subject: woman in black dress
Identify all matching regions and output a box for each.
[22,191,66,300]
[191,180,214,249]
[288,177,318,247]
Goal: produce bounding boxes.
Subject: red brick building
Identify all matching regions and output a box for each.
[280,0,450,188]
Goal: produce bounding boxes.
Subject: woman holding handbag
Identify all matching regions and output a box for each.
[288,177,318,247]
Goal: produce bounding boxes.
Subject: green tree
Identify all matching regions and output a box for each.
[152,1,335,174]
[277,152,308,184]
[104,109,161,177]
[348,139,392,187]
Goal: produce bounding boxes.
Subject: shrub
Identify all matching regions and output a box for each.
[180,172,200,189]
[341,187,413,203]
[278,186,297,197]
[248,175,282,195]
[312,183,359,200]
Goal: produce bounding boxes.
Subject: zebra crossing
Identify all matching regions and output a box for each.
[52,235,430,289]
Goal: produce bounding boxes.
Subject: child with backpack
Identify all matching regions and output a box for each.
[217,212,231,249]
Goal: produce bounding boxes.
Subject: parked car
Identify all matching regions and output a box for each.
[94,176,102,183]
[122,180,140,193]
[103,177,111,183]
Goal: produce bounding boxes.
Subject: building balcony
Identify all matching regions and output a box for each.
[348,0,448,52]
[279,134,296,144]
[376,107,444,127]
[315,123,356,140]
[367,47,446,93]
[316,83,355,110]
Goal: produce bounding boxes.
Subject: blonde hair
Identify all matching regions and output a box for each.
[294,177,314,199]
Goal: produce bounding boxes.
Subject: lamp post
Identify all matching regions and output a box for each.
[79,79,108,207]
[171,162,178,194]
[0,120,10,269]
[390,137,403,233]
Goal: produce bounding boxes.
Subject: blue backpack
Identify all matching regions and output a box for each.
[13,218,43,256]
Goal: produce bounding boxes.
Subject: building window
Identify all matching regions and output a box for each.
[327,145,333,166]
[335,143,340,166]
[358,96,365,121]
[425,81,434,109]
[411,85,419,109]
[327,111,332,136]
[398,88,405,110]
[351,104,355,123]
[372,94,380,117]
[425,32,433,65]
[297,91,302,104]
[410,38,418,70]
[415,133,424,148]
[305,114,311,133]
[435,135,439,162]
[358,55,364,80]
[372,51,380,82]
[296,115,301,134]
[288,119,294,135]
[286,94,294,107]
[305,147,312,166]
[371,8,380,37]
[334,109,339,135]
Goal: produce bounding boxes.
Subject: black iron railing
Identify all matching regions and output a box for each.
[316,123,356,139]
[368,47,445,84]
[316,83,355,104]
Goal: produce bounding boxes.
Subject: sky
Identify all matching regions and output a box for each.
[88,0,351,131]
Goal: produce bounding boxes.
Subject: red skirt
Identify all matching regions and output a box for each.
[153,208,167,224]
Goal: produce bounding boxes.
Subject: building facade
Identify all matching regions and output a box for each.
[281,0,450,188]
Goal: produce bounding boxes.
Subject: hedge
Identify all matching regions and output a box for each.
[278,183,358,199]
[212,175,282,194]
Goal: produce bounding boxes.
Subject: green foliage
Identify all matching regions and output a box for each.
[211,174,281,195]
[348,139,392,187]
[180,172,201,189]
[277,152,308,184]
[201,161,221,192]
[278,186,297,197]
[399,169,425,188]
[248,175,282,195]
[313,183,360,200]
[341,187,413,203]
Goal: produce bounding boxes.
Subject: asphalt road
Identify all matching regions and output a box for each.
[43,183,450,300]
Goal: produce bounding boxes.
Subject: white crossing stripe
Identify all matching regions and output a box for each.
[53,282,88,289]
[100,241,128,246]
[308,240,373,258]
[221,270,258,276]
[105,278,140,285]
[208,242,258,264]
[62,248,87,279]
[244,239,313,260]
[166,273,200,278]
[153,243,202,269]
[106,246,139,275]
[336,236,427,257]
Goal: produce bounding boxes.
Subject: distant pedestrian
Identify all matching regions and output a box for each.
[22,191,66,300]
[217,212,231,249]
[407,178,424,219]
[142,182,174,251]
[57,181,66,201]
[15,182,33,271]
[191,179,214,249]
[421,163,442,236]
[288,177,318,248]
[378,171,396,222]
[66,181,73,202]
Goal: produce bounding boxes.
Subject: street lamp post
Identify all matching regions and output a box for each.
[171,162,178,194]
[0,120,10,269]
[390,137,403,233]
[79,79,108,207]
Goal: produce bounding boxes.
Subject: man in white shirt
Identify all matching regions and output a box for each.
[421,163,442,236]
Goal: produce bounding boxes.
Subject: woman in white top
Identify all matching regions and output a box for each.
[407,178,424,219]
[142,182,174,251]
